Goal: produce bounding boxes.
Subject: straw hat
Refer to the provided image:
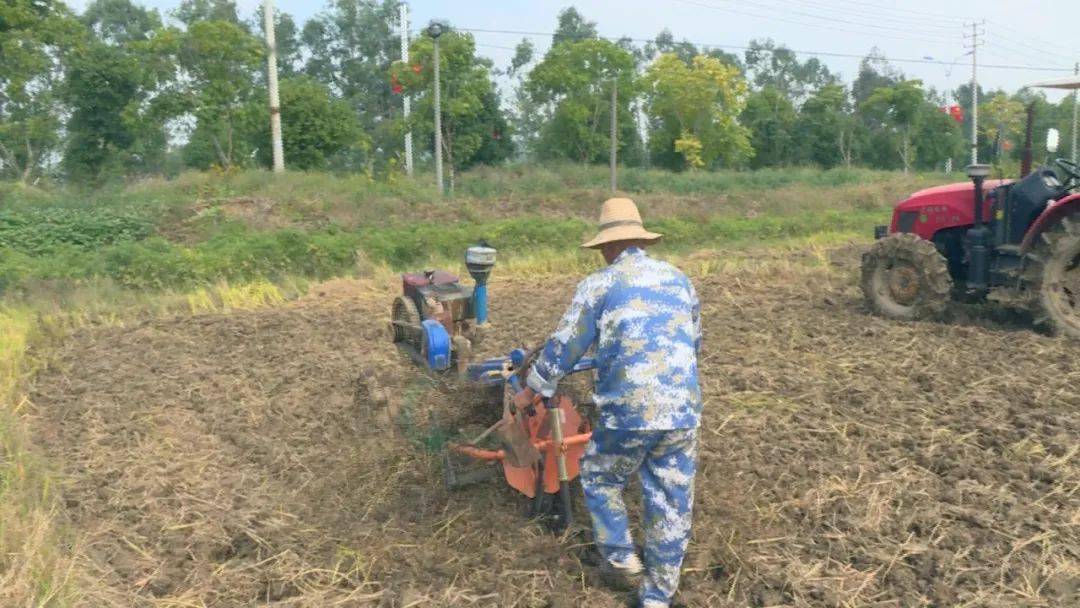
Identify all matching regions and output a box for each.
[581,197,663,249]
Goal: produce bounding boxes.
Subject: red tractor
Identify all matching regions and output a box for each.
[861,154,1080,338]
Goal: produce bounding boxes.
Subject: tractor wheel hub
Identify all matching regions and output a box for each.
[887,263,921,305]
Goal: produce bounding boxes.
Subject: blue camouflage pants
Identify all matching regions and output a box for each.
[581,425,698,608]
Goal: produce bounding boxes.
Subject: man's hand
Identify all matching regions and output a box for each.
[513,387,539,410]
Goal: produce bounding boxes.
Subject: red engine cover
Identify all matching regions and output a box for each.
[890,179,1013,241]
[402,270,459,289]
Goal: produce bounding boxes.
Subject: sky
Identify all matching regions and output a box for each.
[68,0,1080,103]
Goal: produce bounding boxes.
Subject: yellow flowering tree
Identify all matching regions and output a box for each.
[643,53,752,170]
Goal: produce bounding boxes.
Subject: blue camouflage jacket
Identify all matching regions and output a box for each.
[527,247,702,430]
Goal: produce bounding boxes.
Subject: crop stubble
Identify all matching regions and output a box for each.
[28,247,1079,607]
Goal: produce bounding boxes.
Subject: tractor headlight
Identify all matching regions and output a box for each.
[1043,173,1061,189]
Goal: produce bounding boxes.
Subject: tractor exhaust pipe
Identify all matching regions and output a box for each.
[1021,103,1035,178]
[966,164,992,291]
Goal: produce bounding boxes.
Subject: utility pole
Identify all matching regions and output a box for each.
[964,21,985,165]
[427,21,445,196]
[610,77,617,193]
[1072,62,1078,163]
[399,4,413,177]
[263,0,284,173]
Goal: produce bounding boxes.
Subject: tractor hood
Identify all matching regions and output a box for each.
[891,177,1014,238]
[898,178,1014,213]
[903,179,1013,205]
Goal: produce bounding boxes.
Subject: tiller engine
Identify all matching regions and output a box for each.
[391,245,496,370]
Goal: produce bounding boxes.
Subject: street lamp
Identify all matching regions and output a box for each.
[427,20,447,195]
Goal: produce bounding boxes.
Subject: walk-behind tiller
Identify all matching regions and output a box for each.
[389,245,593,530]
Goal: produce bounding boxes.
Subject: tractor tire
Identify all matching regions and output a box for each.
[1022,213,1080,339]
[861,233,952,321]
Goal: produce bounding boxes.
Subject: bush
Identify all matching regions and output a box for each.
[0,208,154,255]
[103,238,198,289]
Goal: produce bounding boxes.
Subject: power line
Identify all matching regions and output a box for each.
[985,19,1080,60]
[669,0,957,47]
[979,44,1065,73]
[675,0,960,41]
[763,0,962,33]
[475,42,518,51]
[457,26,1075,73]
[788,0,969,24]
[683,0,1079,67]
[771,0,965,28]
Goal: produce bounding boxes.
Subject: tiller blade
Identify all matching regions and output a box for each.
[496,411,541,468]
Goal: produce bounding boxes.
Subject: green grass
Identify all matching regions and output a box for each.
[0,164,953,296]
[0,164,950,230]
[0,208,888,293]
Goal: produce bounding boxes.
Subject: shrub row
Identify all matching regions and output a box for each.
[0,208,154,255]
[0,210,881,293]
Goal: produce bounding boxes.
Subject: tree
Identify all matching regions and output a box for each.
[0,0,80,181]
[852,49,902,107]
[980,94,1025,162]
[744,39,836,104]
[145,19,264,169]
[301,0,402,169]
[742,87,796,168]
[173,0,239,26]
[644,30,742,73]
[552,7,597,46]
[507,38,541,158]
[914,101,964,170]
[643,53,752,170]
[526,38,637,164]
[862,80,926,173]
[391,30,512,189]
[63,0,168,182]
[795,84,860,168]
[241,76,363,170]
[82,0,161,45]
[62,43,142,181]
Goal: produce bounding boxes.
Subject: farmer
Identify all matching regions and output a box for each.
[523,197,702,608]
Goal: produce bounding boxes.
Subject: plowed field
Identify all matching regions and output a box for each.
[29,246,1079,607]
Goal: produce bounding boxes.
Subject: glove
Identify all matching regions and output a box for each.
[525,366,557,398]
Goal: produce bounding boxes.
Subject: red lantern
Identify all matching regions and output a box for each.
[391,73,403,95]
[948,105,963,124]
